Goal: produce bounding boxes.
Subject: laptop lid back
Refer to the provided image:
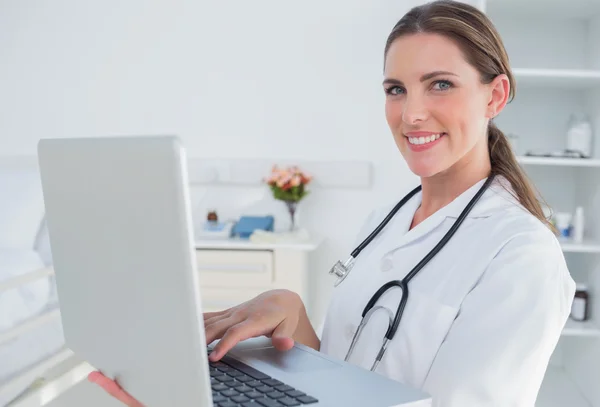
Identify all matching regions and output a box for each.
[38,136,211,406]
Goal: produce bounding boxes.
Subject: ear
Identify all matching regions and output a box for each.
[486,74,510,119]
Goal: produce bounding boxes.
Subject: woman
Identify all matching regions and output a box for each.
[89,1,575,405]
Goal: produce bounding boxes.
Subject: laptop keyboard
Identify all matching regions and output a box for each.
[208,351,319,407]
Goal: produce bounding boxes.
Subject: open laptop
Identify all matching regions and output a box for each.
[37,136,431,407]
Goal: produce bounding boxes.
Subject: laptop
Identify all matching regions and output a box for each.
[37,136,431,407]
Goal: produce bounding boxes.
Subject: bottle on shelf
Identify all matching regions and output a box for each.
[566,113,593,158]
[571,283,590,322]
[572,206,585,243]
[554,212,572,240]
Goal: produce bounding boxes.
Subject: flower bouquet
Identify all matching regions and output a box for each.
[264,165,313,231]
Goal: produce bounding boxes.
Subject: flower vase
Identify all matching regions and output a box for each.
[284,200,299,232]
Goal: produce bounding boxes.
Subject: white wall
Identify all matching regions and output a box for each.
[0,0,482,325]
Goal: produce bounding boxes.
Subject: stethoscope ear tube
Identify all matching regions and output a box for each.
[350,185,422,259]
[387,280,409,340]
[341,174,496,371]
[403,174,496,285]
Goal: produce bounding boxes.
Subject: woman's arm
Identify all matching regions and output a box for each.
[422,230,575,406]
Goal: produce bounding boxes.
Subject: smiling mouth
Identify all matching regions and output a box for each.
[407,133,446,145]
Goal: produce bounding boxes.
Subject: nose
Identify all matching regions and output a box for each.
[402,94,429,124]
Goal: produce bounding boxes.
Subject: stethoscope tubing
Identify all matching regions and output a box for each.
[343,174,496,369]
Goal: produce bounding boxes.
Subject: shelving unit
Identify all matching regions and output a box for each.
[560,240,600,254]
[513,68,600,89]
[517,156,600,168]
[485,0,600,406]
[562,319,600,338]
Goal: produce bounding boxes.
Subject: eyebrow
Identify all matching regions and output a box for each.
[382,71,459,86]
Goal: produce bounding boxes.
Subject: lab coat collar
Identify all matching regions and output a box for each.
[444,175,519,219]
[380,175,519,255]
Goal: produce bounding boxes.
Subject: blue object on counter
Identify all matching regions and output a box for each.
[232,216,275,239]
[204,221,227,232]
[196,221,234,240]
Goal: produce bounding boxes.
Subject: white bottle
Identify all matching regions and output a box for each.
[573,206,584,243]
[566,113,593,158]
[554,212,572,240]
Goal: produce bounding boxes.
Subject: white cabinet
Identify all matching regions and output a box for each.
[195,240,320,313]
[483,1,600,406]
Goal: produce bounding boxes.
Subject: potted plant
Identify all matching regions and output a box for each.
[264,165,313,231]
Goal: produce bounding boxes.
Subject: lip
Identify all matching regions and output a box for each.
[405,132,446,152]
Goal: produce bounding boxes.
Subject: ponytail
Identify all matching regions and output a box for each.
[488,122,555,231]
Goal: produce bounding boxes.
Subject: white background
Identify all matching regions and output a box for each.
[0,0,480,322]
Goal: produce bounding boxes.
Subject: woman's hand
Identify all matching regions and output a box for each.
[88,371,144,407]
[206,289,317,361]
[88,289,318,405]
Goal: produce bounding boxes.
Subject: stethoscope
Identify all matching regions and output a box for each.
[329,174,495,371]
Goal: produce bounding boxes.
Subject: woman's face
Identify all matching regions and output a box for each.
[383,33,507,178]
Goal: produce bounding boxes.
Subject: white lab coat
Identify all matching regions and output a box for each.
[320,176,575,407]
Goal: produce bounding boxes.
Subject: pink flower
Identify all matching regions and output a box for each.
[290,175,301,187]
[265,165,313,189]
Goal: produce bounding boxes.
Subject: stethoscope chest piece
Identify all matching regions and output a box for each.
[329,256,356,287]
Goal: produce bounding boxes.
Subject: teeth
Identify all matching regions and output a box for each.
[408,133,443,145]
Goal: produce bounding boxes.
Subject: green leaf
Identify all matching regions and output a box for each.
[270,185,309,202]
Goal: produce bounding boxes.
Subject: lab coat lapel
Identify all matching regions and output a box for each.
[380,201,452,256]
[380,178,489,256]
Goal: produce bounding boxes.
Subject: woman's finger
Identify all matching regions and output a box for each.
[209,321,270,361]
[88,372,144,407]
[204,309,234,328]
[203,309,229,320]
[205,314,243,344]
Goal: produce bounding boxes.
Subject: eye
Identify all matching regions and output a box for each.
[385,86,405,96]
[432,80,453,91]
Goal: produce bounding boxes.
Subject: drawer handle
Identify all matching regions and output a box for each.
[197,263,266,273]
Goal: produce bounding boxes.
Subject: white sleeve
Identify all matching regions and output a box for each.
[422,230,576,407]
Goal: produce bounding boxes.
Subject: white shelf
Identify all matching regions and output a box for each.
[561,239,600,253]
[562,319,600,337]
[513,68,600,88]
[536,365,591,407]
[517,156,600,168]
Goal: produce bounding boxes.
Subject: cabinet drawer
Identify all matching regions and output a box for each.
[196,250,274,288]
[200,287,266,312]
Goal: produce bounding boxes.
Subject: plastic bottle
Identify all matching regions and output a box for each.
[554,212,572,240]
[566,113,593,158]
[573,206,584,243]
